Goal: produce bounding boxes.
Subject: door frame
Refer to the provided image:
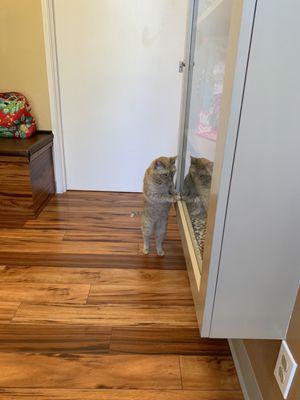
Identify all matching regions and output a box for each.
[41,0,67,193]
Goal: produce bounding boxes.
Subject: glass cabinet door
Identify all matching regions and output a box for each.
[179,0,235,262]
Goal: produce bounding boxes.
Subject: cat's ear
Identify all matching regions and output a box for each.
[190,156,197,165]
[154,159,165,170]
[206,160,213,174]
[169,156,177,165]
[200,158,213,174]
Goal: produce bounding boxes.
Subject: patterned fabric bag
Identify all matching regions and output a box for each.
[0,92,36,138]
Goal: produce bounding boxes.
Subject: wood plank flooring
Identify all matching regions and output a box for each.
[0,191,242,399]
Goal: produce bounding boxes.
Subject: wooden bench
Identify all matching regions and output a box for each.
[0,131,55,221]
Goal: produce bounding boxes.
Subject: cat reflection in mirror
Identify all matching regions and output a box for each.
[182,156,213,218]
[142,156,179,256]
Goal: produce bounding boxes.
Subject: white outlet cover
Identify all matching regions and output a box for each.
[274,340,297,399]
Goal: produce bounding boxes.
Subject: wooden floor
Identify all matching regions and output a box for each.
[0,192,242,399]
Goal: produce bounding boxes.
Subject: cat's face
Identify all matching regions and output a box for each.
[151,156,177,184]
[189,156,213,185]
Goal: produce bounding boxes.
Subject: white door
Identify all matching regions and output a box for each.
[53,0,188,191]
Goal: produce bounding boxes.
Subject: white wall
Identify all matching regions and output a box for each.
[53,0,188,191]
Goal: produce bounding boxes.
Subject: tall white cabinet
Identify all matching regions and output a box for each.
[177,0,300,339]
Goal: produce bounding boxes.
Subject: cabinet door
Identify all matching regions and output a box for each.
[179,0,239,266]
[209,0,300,338]
[177,0,256,335]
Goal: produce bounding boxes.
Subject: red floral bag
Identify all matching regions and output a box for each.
[0,92,36,138]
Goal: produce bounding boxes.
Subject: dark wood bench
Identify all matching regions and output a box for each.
[0,131,55,221]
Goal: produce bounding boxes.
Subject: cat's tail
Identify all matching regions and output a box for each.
[130,211,143,218]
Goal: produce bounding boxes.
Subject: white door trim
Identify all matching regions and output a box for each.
[41,0,67,193]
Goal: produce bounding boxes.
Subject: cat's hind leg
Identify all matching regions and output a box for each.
[155,218,168,257]
[142,216,154,255]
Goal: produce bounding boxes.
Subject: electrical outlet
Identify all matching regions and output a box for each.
[274,340,297,399]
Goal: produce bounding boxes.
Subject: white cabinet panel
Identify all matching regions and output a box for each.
[210,0,300,338]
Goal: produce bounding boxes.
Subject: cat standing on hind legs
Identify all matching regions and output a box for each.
[142,156,179,256]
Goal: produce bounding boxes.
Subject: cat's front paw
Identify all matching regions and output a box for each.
[173,194,181,202]
[143,245,150,255]
[156,248,165,257]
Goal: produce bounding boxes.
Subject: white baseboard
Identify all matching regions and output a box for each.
[229,339,263,400]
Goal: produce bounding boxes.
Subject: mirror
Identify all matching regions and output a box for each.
[181,0,234,259]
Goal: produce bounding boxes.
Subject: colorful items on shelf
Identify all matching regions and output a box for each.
[196,60,225,142]
[0,92,36,138]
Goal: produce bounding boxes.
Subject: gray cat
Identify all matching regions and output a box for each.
[142,156,179,256]
[182,156,213,218]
